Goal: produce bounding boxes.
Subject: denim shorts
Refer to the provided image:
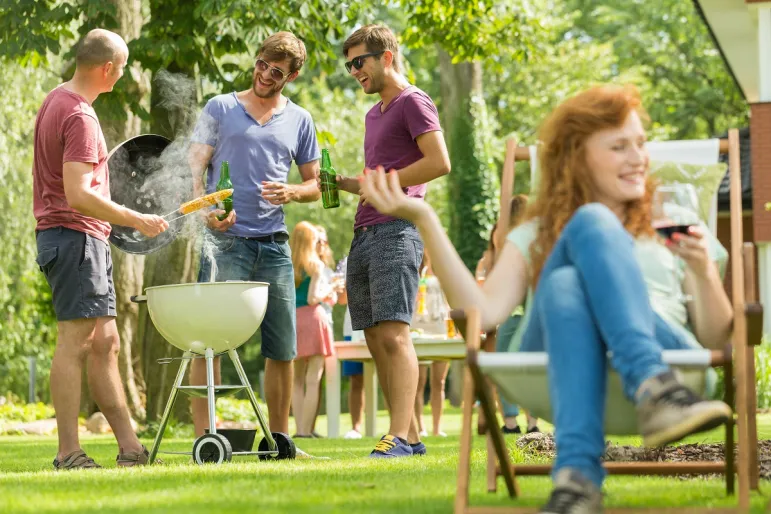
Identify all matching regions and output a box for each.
[198,230,296,361]
[346,219,424,331]
[342,361,364,377]
[35,227,116,321]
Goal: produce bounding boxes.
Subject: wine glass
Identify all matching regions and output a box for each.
[651,182,700,303]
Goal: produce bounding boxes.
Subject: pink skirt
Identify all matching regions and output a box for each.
[296,304,335,359]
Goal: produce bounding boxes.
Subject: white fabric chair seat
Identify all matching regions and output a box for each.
[477,349,714,435]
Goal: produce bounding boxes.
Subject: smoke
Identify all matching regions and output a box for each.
[109,68,227,272]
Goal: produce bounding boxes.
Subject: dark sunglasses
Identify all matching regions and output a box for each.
[344,51,384,73]
[255,58,288,82]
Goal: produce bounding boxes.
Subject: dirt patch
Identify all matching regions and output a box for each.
[516,432,771,480]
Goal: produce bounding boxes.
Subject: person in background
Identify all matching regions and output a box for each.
[413,251,450,437]
[490,195,540,435]
[290,222,336,438]
[341,291,367,439]
[359,84,733,513]
[307,224,343,437]
[33,28,168,469]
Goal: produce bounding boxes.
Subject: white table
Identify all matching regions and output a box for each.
[324,335,468,438]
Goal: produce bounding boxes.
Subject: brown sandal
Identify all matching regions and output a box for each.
[116,445,152,467]
[53,450,102,470]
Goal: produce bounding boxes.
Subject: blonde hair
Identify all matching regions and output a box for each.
[290,221,322,287]
[314,225,335,268]
[526,84,655,286]
[258,32,307,73]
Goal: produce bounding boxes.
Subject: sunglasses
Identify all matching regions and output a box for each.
[255,58,288,82]
[344,51,384,73]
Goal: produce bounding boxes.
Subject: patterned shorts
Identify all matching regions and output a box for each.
[346,219,424,331]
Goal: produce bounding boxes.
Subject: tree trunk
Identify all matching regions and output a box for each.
[438,49,499,272]
[140,61,199,423]
[87,0,149,421]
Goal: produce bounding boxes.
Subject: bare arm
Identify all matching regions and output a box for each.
[294,160,322,202]
[392,131,450,187]
[307,264,334,306]
[674,227,733,349]
[683,264,733,349]
[63,162,168,237]
[360,168,526,330]
[189,142,215,199]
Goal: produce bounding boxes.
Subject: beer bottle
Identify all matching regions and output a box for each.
[215,160,233,221]
[320,149,340,209]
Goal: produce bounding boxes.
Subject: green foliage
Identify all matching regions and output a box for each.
[215,397,268,423]
[448,93,500,271]
[0,61,59,401]
[0,402,55,423]
[562,0,748,138]
[402,0,545,64]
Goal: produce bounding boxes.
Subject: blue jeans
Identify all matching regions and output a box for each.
[496,314,522,418]
[520,204,694,487]
[198,231,297,361]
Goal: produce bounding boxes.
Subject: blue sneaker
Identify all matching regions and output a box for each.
[369,435,413,458]
[410,441,427,456]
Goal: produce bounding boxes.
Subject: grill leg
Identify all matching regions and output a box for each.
[229,349,276,451]
[205,348,218,434]
[149,351,192,463]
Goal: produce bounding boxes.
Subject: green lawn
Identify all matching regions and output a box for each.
[1,409,770,513]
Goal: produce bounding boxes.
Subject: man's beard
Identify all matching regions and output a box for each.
[253,79,283,99]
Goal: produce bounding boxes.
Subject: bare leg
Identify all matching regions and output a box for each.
[349,374,365,433]
[86,317,142,455]
[265,358,292,433]
[526,411,539,431]
[430,361,450,436]
[51,319,93,459]
[364,321,417,441]
[414,365,428,434]
[299,356,325,434]
[190,356,221,437]
[291,358,309,435]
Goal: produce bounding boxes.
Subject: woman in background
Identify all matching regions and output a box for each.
[290,222,336,438]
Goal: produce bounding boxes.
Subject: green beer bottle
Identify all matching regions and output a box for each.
[215,160,233,221]
[320,149,340,209]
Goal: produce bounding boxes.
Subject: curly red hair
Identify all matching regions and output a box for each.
[526,84,656,286]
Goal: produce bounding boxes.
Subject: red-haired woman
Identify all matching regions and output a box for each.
[359,85,733,512]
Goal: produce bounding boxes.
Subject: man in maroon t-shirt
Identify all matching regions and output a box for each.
[33,28,168,470]
[333,25,451,457]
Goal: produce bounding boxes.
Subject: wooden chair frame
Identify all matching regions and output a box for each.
[453,130,762,513]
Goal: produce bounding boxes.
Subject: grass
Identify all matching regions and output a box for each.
[0,408,770,513]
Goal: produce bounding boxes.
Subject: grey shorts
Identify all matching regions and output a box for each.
[36,227,116,321]
[346,219,424,331]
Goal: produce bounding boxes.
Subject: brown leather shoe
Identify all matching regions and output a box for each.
[53,450,102,470]
[116,445,152,467]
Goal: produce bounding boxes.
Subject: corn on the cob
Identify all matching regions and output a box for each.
[178,189,234,215]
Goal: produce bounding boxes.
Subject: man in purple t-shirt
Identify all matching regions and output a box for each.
[335,25,451,458]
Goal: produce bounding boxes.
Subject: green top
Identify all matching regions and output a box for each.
[504,218,728,353]
[295,275,311,308]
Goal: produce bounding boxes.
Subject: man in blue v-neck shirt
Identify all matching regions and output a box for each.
[187,31,321,439]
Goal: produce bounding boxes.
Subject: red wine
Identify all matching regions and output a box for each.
[654,224,693,240]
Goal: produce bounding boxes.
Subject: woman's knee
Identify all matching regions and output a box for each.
[537,266,583,313]
[567,203,629,243]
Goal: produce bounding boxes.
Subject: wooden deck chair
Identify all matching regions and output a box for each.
[453,129,763,513]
